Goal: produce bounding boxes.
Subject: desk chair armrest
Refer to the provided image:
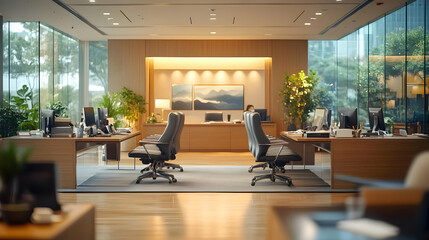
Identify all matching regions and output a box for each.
[139,140,169,145]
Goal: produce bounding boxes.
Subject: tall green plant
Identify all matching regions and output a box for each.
[118,87,146,127]
[280,70,319,126]
[98,93,122,128]
[10,85,39,131]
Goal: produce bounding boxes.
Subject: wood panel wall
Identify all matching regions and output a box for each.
[108,40,308,135]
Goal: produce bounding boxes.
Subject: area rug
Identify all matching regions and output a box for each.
[62,165,339,193]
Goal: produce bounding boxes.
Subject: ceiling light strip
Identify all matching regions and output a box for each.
[120,10,132,23]
[293,10,305,23]
[319,0,374,35]
[53,0,107,35]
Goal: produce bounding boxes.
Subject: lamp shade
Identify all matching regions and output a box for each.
[155,99,171,110]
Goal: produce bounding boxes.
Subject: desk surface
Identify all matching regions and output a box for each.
[281,131,424,142]
[7,131,140,142]
[0,204,95,240]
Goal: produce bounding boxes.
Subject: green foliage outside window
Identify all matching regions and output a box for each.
[280,70,320,126]
[46,101,69,118]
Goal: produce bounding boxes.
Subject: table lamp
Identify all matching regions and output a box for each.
[155,99,171,122]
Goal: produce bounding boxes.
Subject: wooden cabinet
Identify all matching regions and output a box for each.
[143,123,277,151]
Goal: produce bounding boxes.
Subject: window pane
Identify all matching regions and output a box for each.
[368,18,385,109]
[357,26,369,126]
[9,22,39,130]
[385,8,406,131]
[40,24,54,109]
[54,31,80,123]
[2,22,9,104]
[406,0,425,133]
[89,41,108,109]
[346,32,358,110]
[308,40,337,120]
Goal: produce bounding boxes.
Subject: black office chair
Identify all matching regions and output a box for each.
[129,112,180,183]
[246,112,301,186]
[243,111,287,173]
[205,112,223,122]
[139,112,185,172]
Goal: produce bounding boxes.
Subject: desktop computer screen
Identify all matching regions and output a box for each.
[41,109,55,135]
[254,109,268,121]
[338,108,357,129]
[97,107,108,130]
[312,108,327,131]
[369,108,386,132]
[83,107,96,127]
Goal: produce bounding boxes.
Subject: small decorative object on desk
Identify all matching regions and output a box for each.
[146,113,158,123]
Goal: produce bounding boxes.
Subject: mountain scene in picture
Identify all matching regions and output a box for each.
[194,85,244,110]
[172,84,192,110]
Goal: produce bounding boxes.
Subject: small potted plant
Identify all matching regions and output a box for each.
[0,142,33,224]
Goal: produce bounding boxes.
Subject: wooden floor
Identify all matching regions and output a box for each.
[59,192,353,240]
[71,151,347,240]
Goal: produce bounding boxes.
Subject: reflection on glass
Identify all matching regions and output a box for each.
[368,18,385,109]
[357,26,369,125]
[40,24,54,110]
[3,22,9,104]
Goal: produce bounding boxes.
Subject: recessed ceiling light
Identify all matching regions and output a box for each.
[311,17,317,20]
[210,13,216,16]
[103,12,110,16]
[210,18,216,20]
[107,17,113,20]
[305,22,311,26]
[113,22,119,25]
[210,31,216,34]
[315,12,322,15]
[89,0,95,2]
[336,0,342,1]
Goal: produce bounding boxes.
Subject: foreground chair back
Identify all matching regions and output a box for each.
[405,151,429,189]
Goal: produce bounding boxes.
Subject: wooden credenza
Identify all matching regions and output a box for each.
[143,122,277,151]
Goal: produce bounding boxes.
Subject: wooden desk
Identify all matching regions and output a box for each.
[143,123,277,151]
[281,132,429,189]
[2,132,141,189]
[0,204,95,240]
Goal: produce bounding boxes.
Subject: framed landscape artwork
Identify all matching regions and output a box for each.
[172,84,192,110]
[193,85,244,110]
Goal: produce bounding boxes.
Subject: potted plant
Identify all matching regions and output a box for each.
[98,93,122,128]
[279,70,319,130]
[46,101,69,118]
[0,106,26,138]
[117,87,146,128]
[0,142,33,224]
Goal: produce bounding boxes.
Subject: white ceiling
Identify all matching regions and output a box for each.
[0,0,408,41]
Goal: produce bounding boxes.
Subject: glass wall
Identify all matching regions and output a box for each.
[88,41,108,109]
[309,0,429,134]
[2,22,83,129]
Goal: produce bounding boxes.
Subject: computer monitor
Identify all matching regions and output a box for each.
[205,112,223,122]
[312,108,327,131]
[97,107,108,130]
[254,109,268,121]
[338,108,358,129]
[41,109,55,136]
[369,108,386,132]
[83,107,96,127]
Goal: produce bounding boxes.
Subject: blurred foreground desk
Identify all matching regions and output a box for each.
[0,204,95,240]
[2,131,141,189]
[281,132,429,189]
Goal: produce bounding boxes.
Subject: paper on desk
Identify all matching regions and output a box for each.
[337,218,399,239]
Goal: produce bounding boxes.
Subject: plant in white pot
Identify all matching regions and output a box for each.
[0,142,33,224]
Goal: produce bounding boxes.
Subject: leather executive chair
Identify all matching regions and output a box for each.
[138,112,185,172]
[245,112,301,186]
[128,112,180,184]
[243,111,288,173]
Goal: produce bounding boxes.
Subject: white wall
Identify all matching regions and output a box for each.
[153,69,265,123]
